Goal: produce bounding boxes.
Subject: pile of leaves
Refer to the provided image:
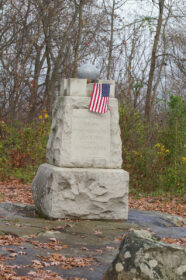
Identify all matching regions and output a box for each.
[0,180,33,205]
[161,237,186,248]
[0,262,85,280]
[0,179,185,274]
[1,179,185,219]
[129,194,186,220]
[0,235,93,280]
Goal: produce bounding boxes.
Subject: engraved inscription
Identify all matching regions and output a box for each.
[72,109,110,161]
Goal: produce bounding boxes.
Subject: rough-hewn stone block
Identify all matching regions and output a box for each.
[32,163,129,220]
[104,230,186,280]
[46,96,122,169]
[33,78,129,220]
[60,78,115,98]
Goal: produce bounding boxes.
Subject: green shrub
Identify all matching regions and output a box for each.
[119,95,186,196]
[0,119,50,183]
[158,95,186,193]
[0,95,185,197]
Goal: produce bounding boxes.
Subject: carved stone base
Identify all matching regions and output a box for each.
[32,163,129,220]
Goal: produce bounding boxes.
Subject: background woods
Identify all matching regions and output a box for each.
[0,0,185,195]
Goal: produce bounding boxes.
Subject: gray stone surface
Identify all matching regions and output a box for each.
[0,202,131,280]
[104,230,186,280]
[33,78,128,220]
[0,202,185,280]
[32,163,129,219]
[67,78,87,96]
[129,210,186,238]
[87,80,115,98]
[46,96,123,169]
[77,63,99,80]
[60,78,115,98]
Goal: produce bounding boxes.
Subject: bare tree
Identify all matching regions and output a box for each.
[72,0,87,77]
[0,0,185,123]
[145,0,165,120]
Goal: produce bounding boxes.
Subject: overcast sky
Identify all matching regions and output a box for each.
[119,0,158,23]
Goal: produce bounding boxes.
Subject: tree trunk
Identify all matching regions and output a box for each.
[107,0,115,80]
[46,5,78,114]
[72,0,84,78]
[145,0,165,120]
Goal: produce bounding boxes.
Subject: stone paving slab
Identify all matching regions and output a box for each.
[128,209,186,238]
[0,202,185,279]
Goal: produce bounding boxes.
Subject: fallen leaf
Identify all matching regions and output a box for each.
[106,246,115,250]
[9,253,18,257]
[89,267,94,271]
[18,251,27,255]
[49,237,57,242]
[95,249,103,254]
[81,247,89,251]
[94,230,103,235]
[28,270,37,276]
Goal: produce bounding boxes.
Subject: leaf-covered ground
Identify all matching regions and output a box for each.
[129,194,186,219]
[0,180,33,205]
[0,180,185,219]
[0,179,185,279]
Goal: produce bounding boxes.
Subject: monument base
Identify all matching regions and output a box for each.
[32,163,129,220]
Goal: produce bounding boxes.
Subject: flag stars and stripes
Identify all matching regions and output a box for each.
[89,83,110,114]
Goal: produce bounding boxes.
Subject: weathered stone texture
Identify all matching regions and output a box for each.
[77,63,99,80]
[46,96,122,169]
[33,78,129,219]
[32,163,129,220]
[104,230,186,280]
[60,79,115,98]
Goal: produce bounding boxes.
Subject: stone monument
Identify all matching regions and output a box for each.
[32,66,129,219]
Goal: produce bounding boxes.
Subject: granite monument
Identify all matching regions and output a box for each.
[32,67,129,219]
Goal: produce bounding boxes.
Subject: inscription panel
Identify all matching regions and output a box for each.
[72,109,110,162]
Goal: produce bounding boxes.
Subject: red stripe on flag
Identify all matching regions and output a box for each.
[89,83,110,114]
[98,94,104,113]
[95,84,101,112]
[89,83,96,111]
[90,84,97,111]
[92,84,99,112]
[105,97,108,113]
[90,83,98,111]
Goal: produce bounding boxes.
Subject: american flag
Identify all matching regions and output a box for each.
[89,83,110,114]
